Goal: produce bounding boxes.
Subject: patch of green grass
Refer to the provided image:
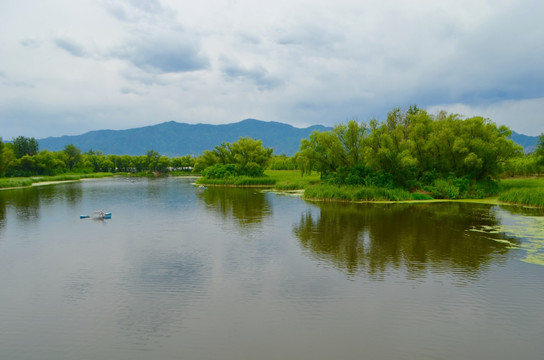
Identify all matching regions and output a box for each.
[197,176,276,186]
[265,170,320,190]
[195,170,320,188]
[0,173,113,189]
[168,171,195,176]
[411,192,434,200]
[499,188,544,208]
[0,177,34,188]
[304,184,412,202]
[498,177,544,191]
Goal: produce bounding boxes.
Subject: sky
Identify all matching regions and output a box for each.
[1,0,543,140]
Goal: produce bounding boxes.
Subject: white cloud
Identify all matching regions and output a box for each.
[1,0,543,139]
[427,98,544,136]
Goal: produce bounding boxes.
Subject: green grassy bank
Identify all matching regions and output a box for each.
[498,177,544,207]
[196,170,320,189]
[0,173,113,189]
[303,176,544,207]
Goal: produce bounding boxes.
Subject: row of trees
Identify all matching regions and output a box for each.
[0,137,195,177]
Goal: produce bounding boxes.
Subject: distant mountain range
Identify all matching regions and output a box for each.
[38,119,332,156]
[37,119,539,156]
[510,131,539,153]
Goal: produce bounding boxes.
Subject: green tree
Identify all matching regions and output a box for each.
[193,150,218,173]
[63,144,82,170]
[0,138,5,177]
[35,151,67,175]
[269,155,297,170]
[297,106,522,189]
[12,136,39,158]
[197,137,273,177]
[132,155,149,172]
[227,137,273,169]
[172,155,195,170]
[156,156,171,172]
[146,150,161,172]
[537,133,544,165]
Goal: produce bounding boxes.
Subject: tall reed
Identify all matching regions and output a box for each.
[498,188,544,207]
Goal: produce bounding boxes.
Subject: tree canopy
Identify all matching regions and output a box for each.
[296,107,523,190]
[194,137,273,178]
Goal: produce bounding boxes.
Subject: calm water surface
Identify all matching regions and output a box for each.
[0,177,543,360]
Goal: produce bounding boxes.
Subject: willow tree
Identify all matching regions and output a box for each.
[297,120,367,177]
[296,106,523,188]
[537,133,544,166]
[194,137,273,177]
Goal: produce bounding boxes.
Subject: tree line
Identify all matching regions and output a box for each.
[1,106,543,183]
[0,136,195,177]
[294,106,544,197]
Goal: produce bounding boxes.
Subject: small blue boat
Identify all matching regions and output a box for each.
[80,211,112,220]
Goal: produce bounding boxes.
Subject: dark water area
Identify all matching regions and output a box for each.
[0,177,543,359]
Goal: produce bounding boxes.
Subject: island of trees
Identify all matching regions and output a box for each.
[2,106,544,207]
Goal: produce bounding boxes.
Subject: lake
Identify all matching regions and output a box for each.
[0,177,543,360]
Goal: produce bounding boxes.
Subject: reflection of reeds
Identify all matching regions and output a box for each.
[499,188,544,207]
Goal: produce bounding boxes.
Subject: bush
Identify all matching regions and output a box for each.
[238,162,264,177]
[304,184,411,202]
[324,166,394,189]
[202,164,237,179]
[411,192,434,200]
[425,179,460,199]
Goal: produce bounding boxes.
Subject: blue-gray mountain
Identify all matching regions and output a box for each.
[37,119,539,156]
[38,119,332,157]
[509,131,540,153]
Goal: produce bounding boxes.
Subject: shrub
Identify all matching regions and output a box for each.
[202,164,237,179]
[411,192,434,200]
[425,179,460,199]
[304,184,411,202]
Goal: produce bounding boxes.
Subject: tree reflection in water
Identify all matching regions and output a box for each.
[293,202,519,279]
[0,184,83,226]
[197,187,272,228]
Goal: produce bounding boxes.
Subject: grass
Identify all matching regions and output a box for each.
[265,170,320,190]
[497,177,544,207]
[197,176,276,186]
[0,177,35,188]
[304,184,412,202]
[499,188,544,208]
[195,170,320,189]
[0,172,113,189]
[498,177,544,191]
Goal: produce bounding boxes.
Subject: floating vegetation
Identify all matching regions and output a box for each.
[468,211,544,266]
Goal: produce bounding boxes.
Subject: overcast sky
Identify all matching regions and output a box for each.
[1,0,543,140]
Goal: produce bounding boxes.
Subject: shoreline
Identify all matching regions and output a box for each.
[2,175,541,209]
[0,176,111,191]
